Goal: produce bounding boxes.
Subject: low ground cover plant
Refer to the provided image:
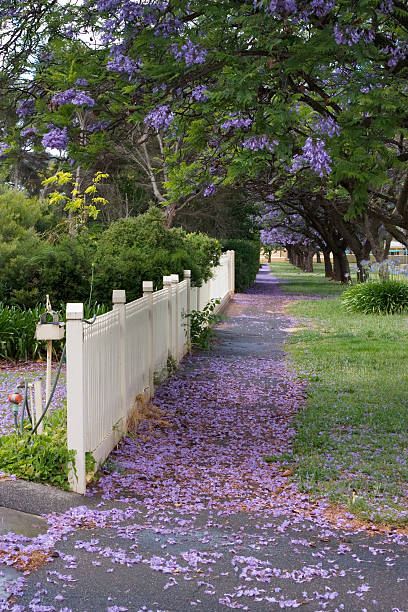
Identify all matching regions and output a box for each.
[187,298,222,349]
[342,279,408,314]
[0,407,73,489]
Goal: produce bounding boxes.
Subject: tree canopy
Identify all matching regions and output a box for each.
[1,0,408,269]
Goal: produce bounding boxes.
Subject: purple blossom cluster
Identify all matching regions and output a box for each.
[0,141,10,159]
[379,0,393,13]
[154,16,183,38]
[107,53,141,77]
[291,137,331,177]
[221,115,253,131]
[203,183,218,197]
[312,115,340,138]
[253,0,335,19]
[144,105,174,132]
[241,136,278,152]
[51,88,95,107]
[16,99,35,118]
[190,85,208,102]
[97,0,121,11]
[171,40,207,66]
[87,121,110,133]
[20,126,39,138]
[334,25,375,46]
[382,42,408,67]
[41,126,69,151]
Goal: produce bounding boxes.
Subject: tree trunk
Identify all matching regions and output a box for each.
[323,250,333,278]
[315,251,321,263]
[163,203,177,228]
[332,250,350,283]
[303,249,314,272]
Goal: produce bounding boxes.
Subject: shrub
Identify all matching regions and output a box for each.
[0,301,108,361]
[0,407,74,490]
[186,298,222,349]
[92,207,221,304]
[0,303,44,361]
[222,238,260,292]
[342,280,408,314]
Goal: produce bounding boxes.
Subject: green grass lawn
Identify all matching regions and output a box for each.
[270,261,346,296]
[275,263,408,525]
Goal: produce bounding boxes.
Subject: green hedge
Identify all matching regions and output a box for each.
[222,238,260,292]
[92,208,221,304]
[0,206,221,309]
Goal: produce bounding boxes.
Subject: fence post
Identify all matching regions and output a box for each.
[112,290,127,431]
[171,274,179,361]
[66,302,86,494]
[229,250,235,294]
[143,281,154,398]
[163,275,173,360]
[183,270,191,351]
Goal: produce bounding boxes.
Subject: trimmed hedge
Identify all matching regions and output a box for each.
[222,238,260,292]
[92,208,221,304]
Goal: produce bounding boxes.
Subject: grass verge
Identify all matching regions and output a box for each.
[275,263,408,526]
[270,261,345,297]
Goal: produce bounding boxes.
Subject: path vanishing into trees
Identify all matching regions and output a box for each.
[3,265,408,611]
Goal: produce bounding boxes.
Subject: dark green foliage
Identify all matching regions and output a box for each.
[0,407,74,490]
[0,200,220,309]
[0,301,108,361]
[187,298,222,350]
[92,208,221,304]
[342,280,408,315]
[222,239,260,292]
[0,303,45,361]
[0,234,95,308]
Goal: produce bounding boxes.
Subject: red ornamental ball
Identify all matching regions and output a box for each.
[8,392,23,404]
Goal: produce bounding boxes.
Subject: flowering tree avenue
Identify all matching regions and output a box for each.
[2,1,408,230]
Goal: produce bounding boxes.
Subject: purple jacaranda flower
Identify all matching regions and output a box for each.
[42,127,69,151]
[144,105,174,131]
[16,99,35,118]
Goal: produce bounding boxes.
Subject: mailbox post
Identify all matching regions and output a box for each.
[34,295,65,409]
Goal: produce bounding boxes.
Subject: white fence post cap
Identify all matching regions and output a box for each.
[143,281,154,293]
[112,289,126,304]
[171,274,179,283]
[163,275,172,285]
[184,270,191,279]
[66,303,84,320]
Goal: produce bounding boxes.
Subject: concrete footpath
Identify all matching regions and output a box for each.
[1,265,408,611]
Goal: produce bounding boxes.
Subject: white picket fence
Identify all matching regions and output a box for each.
[66,250,235,493]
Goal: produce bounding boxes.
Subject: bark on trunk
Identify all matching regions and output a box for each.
[323,250,333,278]
[303,249,314,272]
[332,250,350,283]
[163,204,176,228]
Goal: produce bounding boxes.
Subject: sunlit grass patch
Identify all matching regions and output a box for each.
[270,261,346,296]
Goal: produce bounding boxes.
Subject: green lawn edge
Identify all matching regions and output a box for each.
[272,262,408,526]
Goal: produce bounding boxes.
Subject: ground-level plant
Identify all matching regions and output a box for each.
[0,406,74,489]
[186,298,222,349]
[342,279,408,314]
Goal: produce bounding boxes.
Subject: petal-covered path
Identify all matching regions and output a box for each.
[2,265,408,611]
